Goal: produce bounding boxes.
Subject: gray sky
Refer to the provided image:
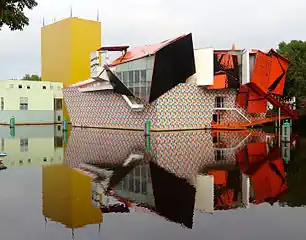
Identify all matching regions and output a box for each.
[0,0,306,80]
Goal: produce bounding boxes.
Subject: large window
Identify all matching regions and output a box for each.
[20,97,28,110]
[117,69,151,101]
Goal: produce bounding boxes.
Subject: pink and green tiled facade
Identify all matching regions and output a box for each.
[63,83,266,130]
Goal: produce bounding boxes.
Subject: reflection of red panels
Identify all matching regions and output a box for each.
[208,170,227,185]
[247,88,267,113]
[247,142,267,163]
[251,158,288,204]
[251,52,272,93]
[236,85,249,108]
[216,189,235,207]
[268,54,289,95]
[209,74,227,89]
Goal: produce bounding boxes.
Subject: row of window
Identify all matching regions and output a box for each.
[8,84,61,90]
[1,136,63,152]
[118,165,150,194]
[0,97,63,111]
[117,70,151,100]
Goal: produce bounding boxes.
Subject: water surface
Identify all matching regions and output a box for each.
[0,126,305,240]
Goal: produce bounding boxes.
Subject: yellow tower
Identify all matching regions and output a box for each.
[42,164,103,228]
[41,17,101,119]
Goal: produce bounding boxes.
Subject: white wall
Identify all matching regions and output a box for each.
[0,80,63,111]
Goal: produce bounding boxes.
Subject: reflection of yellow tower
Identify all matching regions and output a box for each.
[41,17,102,120]
[42,164,102,229]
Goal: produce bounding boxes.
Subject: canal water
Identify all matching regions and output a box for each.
[0,125,305,239]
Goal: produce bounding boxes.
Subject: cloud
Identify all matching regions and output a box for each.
[1,0,306,79]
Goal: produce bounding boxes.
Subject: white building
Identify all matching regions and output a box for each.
[0,80,63,125]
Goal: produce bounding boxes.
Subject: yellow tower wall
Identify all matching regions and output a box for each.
[41,17,102,120]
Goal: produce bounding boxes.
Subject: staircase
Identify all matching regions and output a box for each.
[212,83,299,129]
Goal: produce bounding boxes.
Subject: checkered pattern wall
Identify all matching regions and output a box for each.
[63,128,254,178]
[63,83,267,130]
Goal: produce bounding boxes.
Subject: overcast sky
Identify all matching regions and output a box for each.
[0,0,306,79]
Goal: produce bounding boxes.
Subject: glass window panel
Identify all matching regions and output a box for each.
[135,71,140,84]
[123,72,128,84]
[142,181,147,194]
[135,166,140,177]
[117,72,122,80]
[140,70,146,84]
[135,179,140,193]
[123,177,129,190]
[141,166,147,179]
[129,71,134,85]
[129,175,134,192]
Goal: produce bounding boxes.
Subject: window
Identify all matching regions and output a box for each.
[140,70,146,84]
[135,179,140,193]
[142,180,147,194]
[43,157,47,162]
[1,138,4,151]
[57,125,61,131]
[215,96,225,108]
[20,97,28,110]
[9,84,14,88]
[135,70,140,84]
[50,85,54,90]
[20,138,28,152]
[54,99,62,110]
[54,136,63,148]
[129,71,134,85]
[57,115,61,122]
[42,86,46,89]
[18,85,22,89]
[117,72,122,80]
[123,72,129,85]
[28,158,31,163]
[215,150,224,161]
[27,86,30,89]
[1,97,4,110]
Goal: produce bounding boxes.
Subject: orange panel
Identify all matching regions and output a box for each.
[209,74,227,89]
[217,54,235,70]
[251,52,272,93]
[268,54,289,95]
[250,158,288,204]
[236,85,249,108]
[247,88,267,113]
[208,170,227,185]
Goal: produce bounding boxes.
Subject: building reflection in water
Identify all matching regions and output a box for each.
[59,127,295,229]
[42,164,103,237]
[0,125,64,168]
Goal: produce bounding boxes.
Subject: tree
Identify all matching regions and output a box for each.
[278,41,306,107]
[0,0,38,31]
[22,74,41,81]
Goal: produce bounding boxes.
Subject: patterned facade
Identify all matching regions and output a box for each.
[64,128,267,178]
[63,83,266,131]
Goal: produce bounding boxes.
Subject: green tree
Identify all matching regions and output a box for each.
[0,0,38,31]
[22,74,41,81]
[278,40,306,107]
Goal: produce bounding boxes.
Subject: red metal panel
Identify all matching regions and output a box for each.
[247,88,267,113]
[208,74,227,89]
[236,85,249,108]
[268,52,289,95]
[250,51,272,93]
